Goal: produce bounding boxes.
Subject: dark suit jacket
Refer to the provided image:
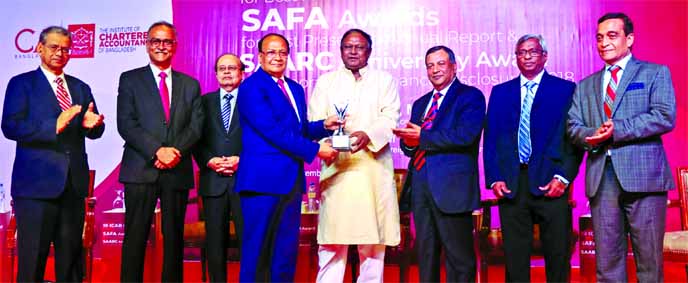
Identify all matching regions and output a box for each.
[400,79,486,213]
[484,72,580,198]
[2,68,104,198]
[235,67,330,195]
[193,89,242,197]
[116,65,203,190]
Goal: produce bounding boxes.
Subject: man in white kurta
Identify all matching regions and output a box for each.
[308,29,400,283]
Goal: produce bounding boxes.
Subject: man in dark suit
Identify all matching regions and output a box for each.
[393,46,485,282]
[483,34,581,282]
[568,13,676,282]
[192,53,244,282]
[116,21,203,282]
[235,33,340,282]
[1,26,104,282]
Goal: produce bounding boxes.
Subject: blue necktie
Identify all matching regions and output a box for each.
[518,81,536,163]
[222,93,233,132]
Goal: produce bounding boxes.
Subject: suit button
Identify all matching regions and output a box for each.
[65,150,70,155]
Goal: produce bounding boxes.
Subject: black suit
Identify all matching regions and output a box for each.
[2,68,104,282]
[400,79,486,282]
[116,65,203,282]
[192,89,243,282]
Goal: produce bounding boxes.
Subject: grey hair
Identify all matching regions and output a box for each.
[39,26,71,44]
[515,34,548,53]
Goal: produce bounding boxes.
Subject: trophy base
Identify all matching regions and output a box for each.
[331,135,351,151]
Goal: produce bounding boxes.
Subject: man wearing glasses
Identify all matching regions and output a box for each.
[2,25,104,282]
[192,53,245,282]
[117,21,203,282]
[235,33,340,282]
[308,29,401,283]
[483,34,581,282]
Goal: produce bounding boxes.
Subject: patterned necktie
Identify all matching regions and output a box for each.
[413,91,442,171]
[55,77,71,111]
[518,81,536,164]
[221,93,233,132]
[604,65,621,118]
[158,72,170,123]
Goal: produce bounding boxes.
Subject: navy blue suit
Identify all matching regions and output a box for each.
[483,72,580,282]
[2,67,104,282]
[235,67,329,282]
[400,79,485,282]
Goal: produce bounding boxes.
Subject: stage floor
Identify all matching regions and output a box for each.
[4,256,687,282]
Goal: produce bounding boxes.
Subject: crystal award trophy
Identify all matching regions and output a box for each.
[331,102,350,151]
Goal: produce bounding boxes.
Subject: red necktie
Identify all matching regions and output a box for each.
[159,72,170,123]
[413,91,442,171]
[55,77,71,111]
[604,65,620,118]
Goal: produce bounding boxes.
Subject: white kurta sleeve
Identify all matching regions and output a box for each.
[364,73,400,153]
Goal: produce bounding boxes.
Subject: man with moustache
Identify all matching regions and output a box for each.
[394,46,485,282]
[308,29,400,283]
[193,53,245,282]
[568,13,676,282]
[2,25,104,282]
[235,33,340,282]
[483,34,580,282]
[117,21,203,282]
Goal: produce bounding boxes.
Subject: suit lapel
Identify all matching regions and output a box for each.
[65,76,81,107]
[612,58,640,116]
[169,70,183,123]
[286,78,305,123]
[592,70,606,123]
[208,91,225,134]
[141,66,167,121]
[258,68,300,124]
[413,93,431,125]
[34,68,62,113]
[432,79,460,125]
[508,77,521,125]
[228,91,241,136]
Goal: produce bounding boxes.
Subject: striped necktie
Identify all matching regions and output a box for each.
[518,81,536,164]
[55,77,71,111]
[604,65,621,118]
[413,91,442,171]
[221,93,233,132]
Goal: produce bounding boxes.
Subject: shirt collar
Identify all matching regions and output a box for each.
[40,65,65,84]
[221,87,238,98]
[605,53,632,71]
[434,77,456,96]
[343,65,369,79]
[149,64,171,78]
[519,69,545,86]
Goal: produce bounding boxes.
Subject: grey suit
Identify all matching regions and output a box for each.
[568,57,676,282]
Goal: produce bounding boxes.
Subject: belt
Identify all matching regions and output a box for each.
[519,163,528,170]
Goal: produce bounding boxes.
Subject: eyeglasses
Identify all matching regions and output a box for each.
[342,44,369,52]
[515,49,545,57]
[217,65,241,72]
[148,38,176,48]
[45,44,70,55]
[261,50,289,58]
